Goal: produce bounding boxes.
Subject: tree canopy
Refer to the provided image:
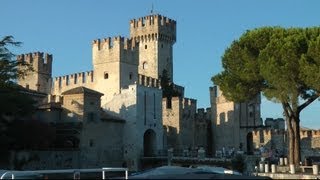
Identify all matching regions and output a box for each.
[0,36,30,86]
[160,69,181,98]
[212,27,320,165]
[0,36,42,164]
[0,36,35,117]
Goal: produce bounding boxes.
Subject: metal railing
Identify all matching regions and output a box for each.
[0,167,128,179]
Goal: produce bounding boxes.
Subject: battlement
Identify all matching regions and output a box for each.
[130,14,176,30]
[53,70,94,92]
[92,36,137,51]
[301,130,320,138]
[92,36,139,66]
[182,97,196,108]
[195,108,211,121]
[252,129,286,138]
[138,74,160,88]
[130,14,176,43]
[265,118,285,129]
[196,108,211,115]
[17,52,52,73]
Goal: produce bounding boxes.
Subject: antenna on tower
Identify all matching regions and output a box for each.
[151,2,154,14]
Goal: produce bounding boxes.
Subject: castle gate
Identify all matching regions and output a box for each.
[143,129,156,157]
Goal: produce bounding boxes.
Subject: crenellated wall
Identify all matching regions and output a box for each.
[162,96,197,150]
[210,85,262,155]
[194,108,212,153]
[252,129,286,152]
[265,118,285,129]
[52,71,94,95]
[92,36,138,65]
[130,14,176,43]
[138,74,161,88]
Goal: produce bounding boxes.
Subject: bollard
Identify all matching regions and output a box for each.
[279,158,284,166]
[284,157,288,166]
[271,164,276,173]
[313,164,319,175]
[290,164,295,174]
[259,161,265,173]
[264,163,269,173]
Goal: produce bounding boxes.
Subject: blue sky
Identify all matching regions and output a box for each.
[2,0,320,128]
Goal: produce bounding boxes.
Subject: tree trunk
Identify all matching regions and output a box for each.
[293,116,301,166]
[283,102,302,166]
[286,116,295,165]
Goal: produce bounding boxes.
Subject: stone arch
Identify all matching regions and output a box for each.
[143,129,156,157]
[247,132,254,155]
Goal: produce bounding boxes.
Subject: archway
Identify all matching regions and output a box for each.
[143,129,156,157]
[246,132,254,155]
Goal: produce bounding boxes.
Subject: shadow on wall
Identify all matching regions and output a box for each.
[103,104,137,121]
[164,125,178,150]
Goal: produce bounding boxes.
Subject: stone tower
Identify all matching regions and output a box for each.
[92,37,139,103]
[129,14,176,81]
[17,52,52,94]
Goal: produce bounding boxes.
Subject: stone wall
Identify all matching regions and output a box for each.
[210,85,262,155]
[13,151,80,170]
[80,119,125,168]
[162,96,197,151]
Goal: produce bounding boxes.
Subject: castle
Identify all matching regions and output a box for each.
[14,13,319,171]
[16,13,213,171]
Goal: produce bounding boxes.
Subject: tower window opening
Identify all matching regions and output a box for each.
[129,73,133,80]
[104,72,109,79]
[143,62,148,69]
[145,45,147,49]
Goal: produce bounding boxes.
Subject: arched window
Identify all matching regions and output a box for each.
[145,45,147,49]
[129,72,133,80]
